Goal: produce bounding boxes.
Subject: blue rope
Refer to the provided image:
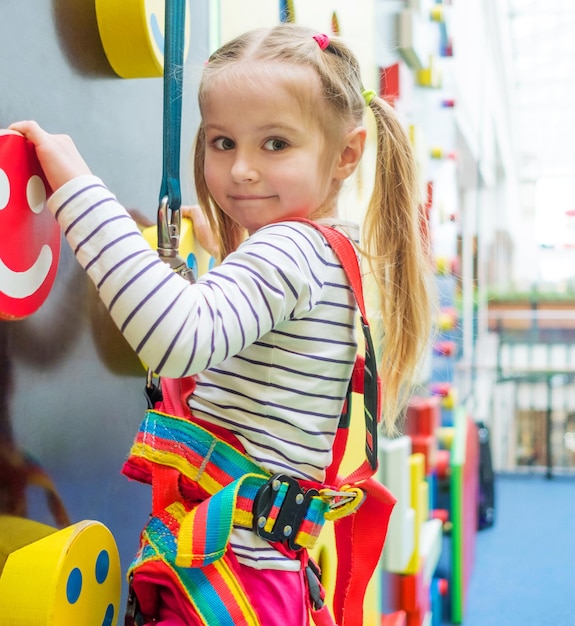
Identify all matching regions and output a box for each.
[159,0,186,212]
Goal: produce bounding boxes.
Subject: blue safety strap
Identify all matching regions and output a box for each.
[147,0,194,399]
[159,0,186,212]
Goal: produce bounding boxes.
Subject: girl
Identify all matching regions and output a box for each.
[10,23,433,626]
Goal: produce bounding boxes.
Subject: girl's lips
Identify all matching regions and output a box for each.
[230,195,274,200]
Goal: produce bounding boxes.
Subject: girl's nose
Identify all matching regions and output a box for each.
[230,152,259,183]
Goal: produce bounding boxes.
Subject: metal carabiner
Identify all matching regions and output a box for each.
[319,488,360,510]
[156,195,196,283]
[157,195,180,258]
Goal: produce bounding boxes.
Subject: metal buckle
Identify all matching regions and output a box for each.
[156,195,196,283]
[319,489,359,510]
[253,474,318,551]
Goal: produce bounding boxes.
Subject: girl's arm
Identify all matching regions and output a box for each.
[44,180,329,378]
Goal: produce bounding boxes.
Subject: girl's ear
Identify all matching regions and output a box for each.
[334,126,367,180]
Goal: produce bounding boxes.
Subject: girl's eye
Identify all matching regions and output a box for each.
[213,137,235,150]
[263,138,288,151]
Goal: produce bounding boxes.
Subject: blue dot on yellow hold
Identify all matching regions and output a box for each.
[66,567,83,604]
[103,604,116,626]
[150,10,165,53]
[96,549,111,584]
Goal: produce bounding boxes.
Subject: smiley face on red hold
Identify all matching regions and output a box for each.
[0,133,60,320]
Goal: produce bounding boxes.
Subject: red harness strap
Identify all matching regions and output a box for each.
[295,220,397,626]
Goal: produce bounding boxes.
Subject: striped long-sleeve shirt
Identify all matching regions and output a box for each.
[48,175,359,570]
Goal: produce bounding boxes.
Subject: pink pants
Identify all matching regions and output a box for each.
[140,558,309,625]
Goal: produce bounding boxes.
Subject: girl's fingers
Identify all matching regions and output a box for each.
[182,204,219,257]
[8,120,45,143]
[6,121,92,191]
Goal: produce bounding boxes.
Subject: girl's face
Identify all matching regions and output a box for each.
[201,67,341,235]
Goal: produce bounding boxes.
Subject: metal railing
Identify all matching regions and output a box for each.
[465,306,575,477]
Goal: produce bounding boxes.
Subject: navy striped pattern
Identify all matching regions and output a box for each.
[48,176,359,570]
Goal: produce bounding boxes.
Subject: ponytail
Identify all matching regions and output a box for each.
[361,96,434,433]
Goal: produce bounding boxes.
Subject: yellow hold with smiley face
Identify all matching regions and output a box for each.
[0,516,121,625]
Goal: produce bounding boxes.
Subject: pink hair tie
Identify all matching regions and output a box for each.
[313,33,330,50]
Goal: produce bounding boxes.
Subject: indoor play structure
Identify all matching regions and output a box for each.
[0,1,487,625]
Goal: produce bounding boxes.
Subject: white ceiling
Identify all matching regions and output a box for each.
[505,0,575,180]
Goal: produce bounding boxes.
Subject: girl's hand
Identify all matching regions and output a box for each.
[182,204,219,258]
[8,121,92,192]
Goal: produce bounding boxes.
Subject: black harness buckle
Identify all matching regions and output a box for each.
[253,474,318,551]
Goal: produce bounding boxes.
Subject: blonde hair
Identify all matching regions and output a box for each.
[193,24,434,433]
